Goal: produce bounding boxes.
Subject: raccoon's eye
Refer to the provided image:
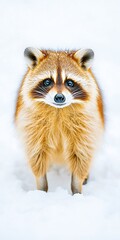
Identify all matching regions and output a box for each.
[65,79,74,88]
[43,78,53,87]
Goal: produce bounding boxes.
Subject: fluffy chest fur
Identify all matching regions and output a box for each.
[17,102,102,169]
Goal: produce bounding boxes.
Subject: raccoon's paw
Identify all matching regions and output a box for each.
[83,176,88,185]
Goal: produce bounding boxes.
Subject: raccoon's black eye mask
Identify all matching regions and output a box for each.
[31,79,54,98]
[31,77,88,101]
[65,79,88,100]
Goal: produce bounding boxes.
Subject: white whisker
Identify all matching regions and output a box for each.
[34,90,46,97]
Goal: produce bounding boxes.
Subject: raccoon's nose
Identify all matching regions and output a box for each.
[54,94,66,103]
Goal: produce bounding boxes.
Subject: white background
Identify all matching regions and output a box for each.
[0,0,120,239]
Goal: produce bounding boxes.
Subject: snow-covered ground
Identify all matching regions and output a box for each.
[0,0,120,239]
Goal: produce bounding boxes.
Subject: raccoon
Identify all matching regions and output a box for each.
[15,48,104,194]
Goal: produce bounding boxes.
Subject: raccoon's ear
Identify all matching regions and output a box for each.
[24,47,45,69]
[73,49,94,69]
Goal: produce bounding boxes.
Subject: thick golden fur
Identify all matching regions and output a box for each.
[15,50,104,193]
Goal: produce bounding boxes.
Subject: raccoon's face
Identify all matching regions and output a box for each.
[23,48,95,108]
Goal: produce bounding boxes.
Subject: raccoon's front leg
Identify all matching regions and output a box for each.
[71,174,87,194]
[29,152,48,192]
[36,175,48,192]
[70,154,90,194]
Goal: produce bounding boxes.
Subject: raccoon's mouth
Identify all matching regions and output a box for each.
[53,102,66,107]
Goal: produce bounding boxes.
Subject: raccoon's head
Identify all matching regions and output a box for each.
[22,47,96,108]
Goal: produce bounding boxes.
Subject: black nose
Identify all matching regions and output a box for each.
[54,94,66,103]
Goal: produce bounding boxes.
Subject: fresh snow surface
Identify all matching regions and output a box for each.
[0,0,120,239]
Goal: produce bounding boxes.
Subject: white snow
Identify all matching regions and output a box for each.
[0,0,120,239]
